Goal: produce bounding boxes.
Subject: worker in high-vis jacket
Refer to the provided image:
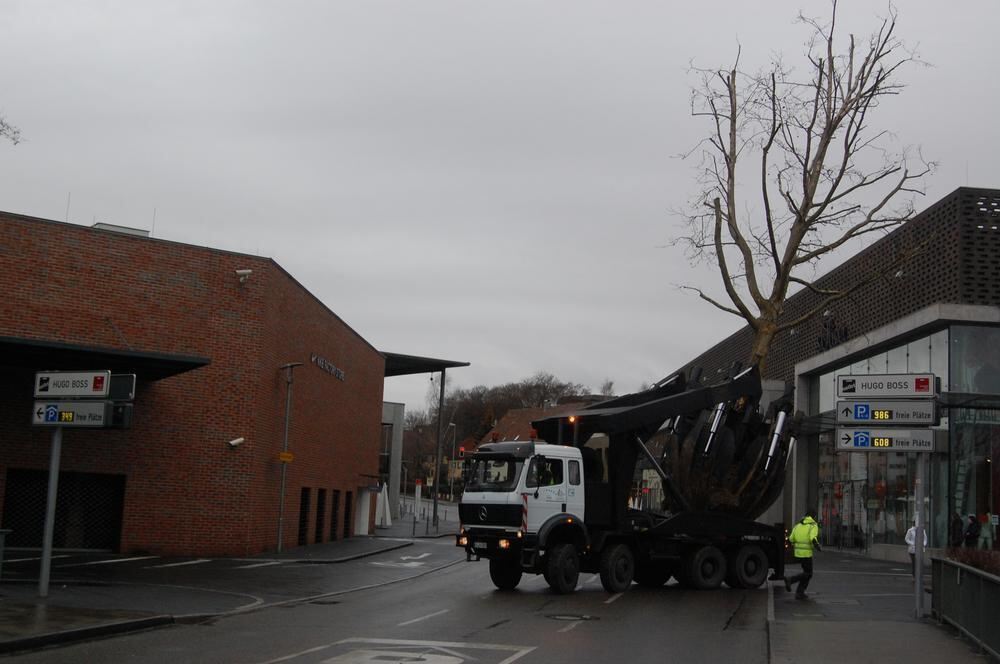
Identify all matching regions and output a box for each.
[784,509,821,599]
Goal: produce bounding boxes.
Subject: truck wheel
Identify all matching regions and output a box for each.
[599,543,635,593]
[686,546,726,590]
[728,545,768,589]
[633,562,671,588]
[546,543,580,594]
[489,557,523,590]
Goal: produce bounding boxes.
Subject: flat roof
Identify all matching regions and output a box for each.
[382,352,470,377]
[0,336,210,381]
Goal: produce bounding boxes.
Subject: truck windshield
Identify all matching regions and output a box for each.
[465,457,523,492]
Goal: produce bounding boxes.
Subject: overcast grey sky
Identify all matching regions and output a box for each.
[1,1,997,414]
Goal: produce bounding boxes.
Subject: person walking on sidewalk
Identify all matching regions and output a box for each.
[905,520,927,576]
[784,509,821,599]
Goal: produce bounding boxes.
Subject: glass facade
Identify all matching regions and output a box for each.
[810,328,996,551]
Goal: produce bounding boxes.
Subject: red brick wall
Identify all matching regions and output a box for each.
[0,212,383,556]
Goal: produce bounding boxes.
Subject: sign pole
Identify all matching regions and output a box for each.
[914,451,926,618]
[39,426,63,598]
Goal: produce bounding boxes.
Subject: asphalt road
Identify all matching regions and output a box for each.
[9,539,769,664]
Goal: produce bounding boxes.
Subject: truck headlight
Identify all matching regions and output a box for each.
[499,539,510,550]
[458,535,469,547]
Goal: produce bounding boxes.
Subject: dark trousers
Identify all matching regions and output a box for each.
[787,557,813,595]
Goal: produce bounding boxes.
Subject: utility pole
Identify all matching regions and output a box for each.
[432,368,446,529]
[277,362,303,553]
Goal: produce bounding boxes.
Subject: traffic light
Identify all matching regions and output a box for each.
[458,446,465,458]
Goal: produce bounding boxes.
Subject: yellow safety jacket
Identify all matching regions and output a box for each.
[789,516,819,558]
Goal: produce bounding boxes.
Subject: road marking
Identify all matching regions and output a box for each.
[854,593,913,597]
[235,561,286,569]
[401,553,431,561]
[604,592,624,604]
[254,644,331,664]
[4,554,71,563]
[371,561,425,568]
[61,556,159,567]
[398,609,450,626]
[146,559,211,569]
[557,621,582,633]
[290,638,536,664]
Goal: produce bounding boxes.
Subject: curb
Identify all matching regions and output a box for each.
[0,615,175,655]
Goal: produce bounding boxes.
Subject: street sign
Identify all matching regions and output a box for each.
[836,427,935,452]
[836,400,939,426]
[836,373,937,399]
[34,371,111,398]
[278,451,294,463]
[32,401,112,427]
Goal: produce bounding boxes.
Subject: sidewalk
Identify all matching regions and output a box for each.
[768,550,992,663]
[0,505,461,655]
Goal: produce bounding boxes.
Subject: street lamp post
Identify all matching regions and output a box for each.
[447,423,457,501]
[277,362,303,553]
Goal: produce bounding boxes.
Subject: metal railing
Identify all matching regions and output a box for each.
[931,556,1000,660]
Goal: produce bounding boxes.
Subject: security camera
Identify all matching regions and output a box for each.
[235,269,252,283]
[228,437,245,448]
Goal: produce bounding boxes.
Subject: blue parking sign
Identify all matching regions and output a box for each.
[44,404,58,422]
[854,403,870,420]
[853,431,871,447]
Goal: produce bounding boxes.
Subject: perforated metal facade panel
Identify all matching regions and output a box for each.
[681,187,999,384]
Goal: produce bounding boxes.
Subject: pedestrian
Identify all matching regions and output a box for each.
[950,512,965,548]
[904,521,927,576]
[964,514,980,548]
[784,509,821,599]
[978,512,995,550]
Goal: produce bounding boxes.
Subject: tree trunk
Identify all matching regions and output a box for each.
[749,323,777,374]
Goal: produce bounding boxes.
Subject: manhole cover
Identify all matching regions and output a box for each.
[546,614,597,622]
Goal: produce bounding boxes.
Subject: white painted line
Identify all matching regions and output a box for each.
[254,644,331,664]
[603,592,624,605]
[235,561,286,569]
[398,608,450,626]
[401,553,431,561]
[63,556,158,567]
[4,554,72,563]
[146,559,211,569]
[854,593,913,597]
[557,620,582,633]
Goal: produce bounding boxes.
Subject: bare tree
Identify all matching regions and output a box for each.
[677,1,933,371]
[0,111,20,145]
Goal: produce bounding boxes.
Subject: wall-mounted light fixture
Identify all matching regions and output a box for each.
[227,437,245,448]
[235,269,253,284]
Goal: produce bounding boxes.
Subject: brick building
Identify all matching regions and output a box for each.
[0,212,385,556]
[677,187,1000,558]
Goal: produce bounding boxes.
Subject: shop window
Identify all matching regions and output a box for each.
[908,336,931,373]
[951,325,1000,394]
[931,329,950,392]
[887,345,908,373]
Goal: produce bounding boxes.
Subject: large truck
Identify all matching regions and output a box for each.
[456,366,796,593]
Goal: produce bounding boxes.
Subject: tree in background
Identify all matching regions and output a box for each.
[676,1,933,372]
[1,111,20,145]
